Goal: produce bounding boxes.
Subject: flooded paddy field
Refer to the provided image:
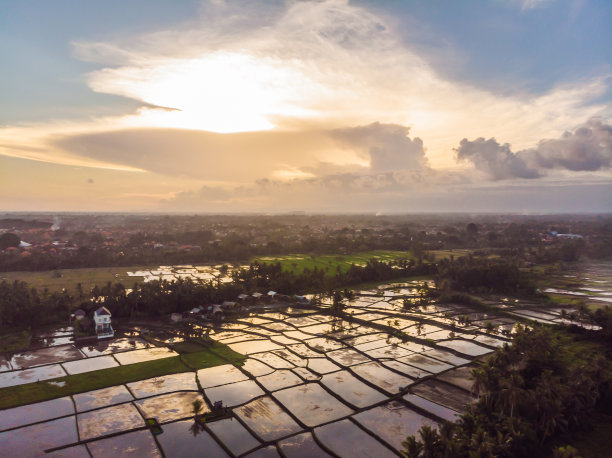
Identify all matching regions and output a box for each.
[0,278,589,456]
[543,261,612,310]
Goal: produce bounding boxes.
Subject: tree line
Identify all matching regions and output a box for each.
[0,257,435,329]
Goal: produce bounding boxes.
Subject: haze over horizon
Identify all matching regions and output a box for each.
[1,0,611,213]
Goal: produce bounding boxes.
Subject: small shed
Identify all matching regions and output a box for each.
[212,304,223,320]
[73,309,86,320]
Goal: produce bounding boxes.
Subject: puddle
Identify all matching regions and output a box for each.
[242,359,275,377]
[78,337,149,357]
[314,419,395,458]
[350,362,412,394]
[234,396,302,441]
[403,394,460,422]
[307,358,340,375]
[0,363,67,388]
[157,419,229,458]
[135,391,207,423]
[87,429,161,457]
[207,417,260,456]
[205,379,265,407]
[353,401,438,451]
[78,402,143,440]
[0,396,74,431]
[62,355,118,375]
[257,370,303,392]
[73,385,134,412]
[410,379,474,412]
[113,347,178,365]
[128,372,198,398]
[273,383,353,427]
[321,370,387,408]
[0,416,78,457]
[278,432,332,458]
[198,364,249,388]
[228,340,282,355]
[326,348,371,367]
[10,345,84,370]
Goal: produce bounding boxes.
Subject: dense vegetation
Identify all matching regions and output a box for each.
[0,257,434,328]
[403,323,612,457]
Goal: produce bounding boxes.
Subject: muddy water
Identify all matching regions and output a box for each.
[87,429,161,457]
[207,418,260,456]
[134,391,206,423]
[73,385,134,412]
[205,379,265,407]
[350,361,412,394]
[314,419,396,458]
[278,432,332,458]
[353,401,438,451]
[197,364,249,388]
[156,420,229,458]
[77,403,143,440]
[273,383,353,427]
[10,345,84,370]
[127,372,197,398]
[0,363,67,388]
[234,396,301,441]
[321,370,387,408]
[0,416,78,456]
[0,396,74,431]
[257,370,302,392]
[62,355,118,375]
[403,393,460,422]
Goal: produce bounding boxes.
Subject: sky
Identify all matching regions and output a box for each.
[1,0,611,213]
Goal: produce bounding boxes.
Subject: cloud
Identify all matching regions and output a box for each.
[456,137,541,180]
[527,118,612,171]
[456,118,612,179]
[331,123,427,172]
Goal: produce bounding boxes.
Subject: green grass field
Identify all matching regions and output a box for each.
[0,342,245,410]
[253,250,417,276]
[0,266,152,294]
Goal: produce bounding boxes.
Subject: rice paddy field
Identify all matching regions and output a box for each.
[253,250,417,276]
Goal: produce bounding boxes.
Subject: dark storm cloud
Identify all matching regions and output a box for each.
[457,118,612,180]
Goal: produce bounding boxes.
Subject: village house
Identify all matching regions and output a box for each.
[93,306,114,339]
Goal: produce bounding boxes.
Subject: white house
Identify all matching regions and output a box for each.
[93,306,114,339]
